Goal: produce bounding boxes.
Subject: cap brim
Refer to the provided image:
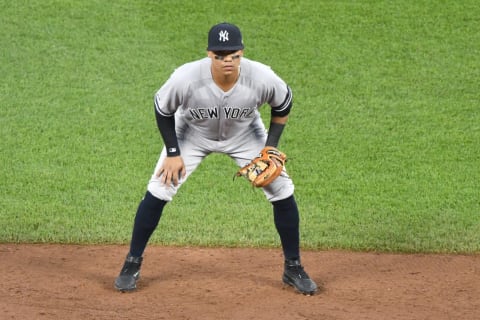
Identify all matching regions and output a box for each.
[207,44,244,51]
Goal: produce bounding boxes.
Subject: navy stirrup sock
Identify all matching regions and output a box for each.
[272,195,300,261]
[129,191,167,257]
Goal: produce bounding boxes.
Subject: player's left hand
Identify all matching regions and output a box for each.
[235,146,287,187]
[156,156,186,187]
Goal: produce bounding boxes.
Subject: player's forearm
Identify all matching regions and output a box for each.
[271,115,288,125]
[154,110,180,156]
[265,116,288,147]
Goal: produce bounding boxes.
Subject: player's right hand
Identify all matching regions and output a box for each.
[156,156,186,187]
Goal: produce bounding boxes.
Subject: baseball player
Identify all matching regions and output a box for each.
[114,22,318,295]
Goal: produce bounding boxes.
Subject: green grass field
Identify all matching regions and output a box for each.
[1,0,479,253]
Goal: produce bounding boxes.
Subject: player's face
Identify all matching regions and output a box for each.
[208,50,243,77]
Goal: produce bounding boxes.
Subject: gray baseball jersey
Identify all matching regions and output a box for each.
[154,57,292,141]
[148,57,295,202]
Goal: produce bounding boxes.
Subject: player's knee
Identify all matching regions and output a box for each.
[264,176,295,202]
[147,182,177,202]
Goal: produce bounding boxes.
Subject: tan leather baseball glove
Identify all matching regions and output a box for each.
[235,146,287,187]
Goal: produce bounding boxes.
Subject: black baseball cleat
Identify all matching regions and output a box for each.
[114,253,143,292]
[282,259,318,295]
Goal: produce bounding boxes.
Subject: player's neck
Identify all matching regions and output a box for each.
[211,68,240,92]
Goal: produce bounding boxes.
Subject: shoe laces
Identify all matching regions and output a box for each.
[121,263,136,275]
[121,258,141,276]
[287,264,309,279]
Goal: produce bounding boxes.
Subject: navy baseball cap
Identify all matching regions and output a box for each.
[207,22,244,51]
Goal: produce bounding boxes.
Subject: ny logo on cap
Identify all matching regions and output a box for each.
[218,30,229,42]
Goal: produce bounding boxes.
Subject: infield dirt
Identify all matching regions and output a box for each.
[1,244,479,319]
